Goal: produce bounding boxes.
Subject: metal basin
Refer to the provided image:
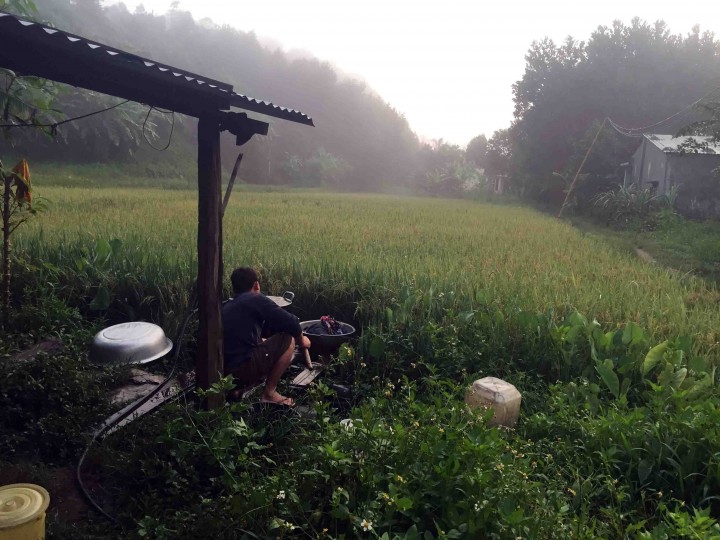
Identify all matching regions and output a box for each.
[266,291,295,308]
[89,322,173,365]
[300,319,355,355]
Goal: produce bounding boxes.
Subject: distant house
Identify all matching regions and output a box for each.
[631,134,720,217]
[490,175,507,195]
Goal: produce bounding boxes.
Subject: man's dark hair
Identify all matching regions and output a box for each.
[231,267,259,294]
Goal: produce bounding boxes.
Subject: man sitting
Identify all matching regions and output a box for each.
[223,267,310,406]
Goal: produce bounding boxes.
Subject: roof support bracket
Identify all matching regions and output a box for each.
[219,111,269,146]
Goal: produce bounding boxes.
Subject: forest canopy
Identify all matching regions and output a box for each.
[1,0,429,191]
[507,19,720,204]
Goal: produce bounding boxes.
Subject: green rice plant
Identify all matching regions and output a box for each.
[13,183,720,364]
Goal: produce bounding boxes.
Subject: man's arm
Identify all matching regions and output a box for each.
[255,295,308,347]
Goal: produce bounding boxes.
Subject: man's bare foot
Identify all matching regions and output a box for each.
[260,390,295,407]
[228,378,267,401]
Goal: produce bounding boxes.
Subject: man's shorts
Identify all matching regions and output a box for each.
[227,333,294,386]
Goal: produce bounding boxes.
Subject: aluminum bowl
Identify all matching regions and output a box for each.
[300,319,355,355]
[266,291,295,308]
[89,322,173,365]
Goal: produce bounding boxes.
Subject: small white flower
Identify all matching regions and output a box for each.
[360,518,373,532]
[280,519,296,530]
[276,490,286,500]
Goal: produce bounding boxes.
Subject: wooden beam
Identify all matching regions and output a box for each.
[197,116,224,409]
[638,137,648,187]
[221,153,243,217]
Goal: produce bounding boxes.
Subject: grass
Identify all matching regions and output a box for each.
[570,213,720,283]
[642,215,720,279]
[28,161,197,190]
[14,183,720,360]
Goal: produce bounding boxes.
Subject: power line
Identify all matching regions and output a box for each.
[0,98,176,151]
[608,85,720,137]
[606,118,644,138]
[0,99,130,133]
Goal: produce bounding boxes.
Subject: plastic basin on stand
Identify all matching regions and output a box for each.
[300,320,355,356]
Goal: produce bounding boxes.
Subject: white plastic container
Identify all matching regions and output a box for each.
[465,377,521,428]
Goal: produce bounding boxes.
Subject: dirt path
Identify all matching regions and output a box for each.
[635,248,656,264]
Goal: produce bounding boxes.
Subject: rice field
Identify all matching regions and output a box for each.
[15,185,720,359]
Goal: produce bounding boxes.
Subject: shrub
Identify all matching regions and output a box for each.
[0,295,120,462]
[0,351,119,462]
[592,184,675,230]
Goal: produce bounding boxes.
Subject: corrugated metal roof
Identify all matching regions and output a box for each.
[645,134,720,155]
[228,92,313,124]
[0,11,313,126]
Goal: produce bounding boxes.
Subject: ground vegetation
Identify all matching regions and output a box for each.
[2,179,719,538]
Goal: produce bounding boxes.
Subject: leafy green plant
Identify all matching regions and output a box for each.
[640,505,720,539]
[592,184,674,230]
[1,159,45,323]
[0,343,119,462]
[0,0,60,136]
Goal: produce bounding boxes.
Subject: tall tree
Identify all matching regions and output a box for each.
[485,129,512,179]
[510,19,720,203]
[465,134,487,167]
[680,92,720,143]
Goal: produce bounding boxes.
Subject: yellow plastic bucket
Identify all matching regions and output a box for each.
[0,484,50,540]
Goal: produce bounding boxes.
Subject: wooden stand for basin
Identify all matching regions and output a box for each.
[291,362,324,387]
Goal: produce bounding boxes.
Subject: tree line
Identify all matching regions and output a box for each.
[2,0,481,193]
[494,18,720,209]
[6,2,716,203]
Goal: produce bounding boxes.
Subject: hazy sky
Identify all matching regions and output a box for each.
[106,0,719,147]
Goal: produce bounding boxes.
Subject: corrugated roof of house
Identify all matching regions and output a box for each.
[645,134,720,155]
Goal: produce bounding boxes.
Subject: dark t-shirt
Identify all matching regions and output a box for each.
[223,292,302,370]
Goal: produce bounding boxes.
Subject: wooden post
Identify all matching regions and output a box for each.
[197,115,224,409]
[221,152,243,217]
[2,171,12,326]
[638,137,648,188]
[558,119,606,218]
